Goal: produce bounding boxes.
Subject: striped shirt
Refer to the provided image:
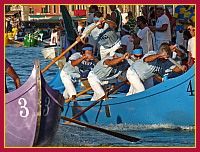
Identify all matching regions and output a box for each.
[111,9,122,32]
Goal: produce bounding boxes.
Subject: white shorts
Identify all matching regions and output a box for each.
[99,40,121,59]
[87,71,106,101]
[126,68,145,96]
[60,70,77,99]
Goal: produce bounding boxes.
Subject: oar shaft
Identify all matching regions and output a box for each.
[61,116,140,142]
[41,40,78,73]
[65,87,92,103]
[168,57,183,71]
[71,80,128,120]
[118,75,130,85]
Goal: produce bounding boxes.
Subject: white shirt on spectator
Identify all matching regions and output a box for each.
[137,26,153,54]
[121,35,134,54]
[188,37,195,58]
[155,14,171,41]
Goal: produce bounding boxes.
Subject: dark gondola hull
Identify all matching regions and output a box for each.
[35,75,64,146]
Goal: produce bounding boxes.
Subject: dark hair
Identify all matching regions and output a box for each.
[90,5,98,11]
[135,46,143,50]
[123,24,130,30]
[94,11,103,18]
[115,48,126,54]
[137,16,147,24]
[81,44,94,54]
[128,11,133,17]
[183,30,192,39]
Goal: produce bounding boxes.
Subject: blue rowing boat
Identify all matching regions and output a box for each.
[60,66,195,126]
[5,60,65,147]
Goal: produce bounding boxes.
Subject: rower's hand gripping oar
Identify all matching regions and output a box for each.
[61,116,140,142]
[41,22,101,74]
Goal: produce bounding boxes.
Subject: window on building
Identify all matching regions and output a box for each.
[29,8,34,14]
[72,5,75,11]
[54,5,56,13]
[42,5,50,13]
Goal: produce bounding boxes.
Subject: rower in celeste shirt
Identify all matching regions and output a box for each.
[88,48,130,101]
[79,11,121,59]
[60,44,97,99]
[126,43,187,96]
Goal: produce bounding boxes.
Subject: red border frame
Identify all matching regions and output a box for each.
[1,1,199,152]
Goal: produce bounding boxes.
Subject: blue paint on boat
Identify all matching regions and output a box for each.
[61,66,195,126]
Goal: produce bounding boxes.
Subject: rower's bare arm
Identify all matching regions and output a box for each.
[104,53,129,66]
[170,45,183,58]
[76,36,86,44]
[144,54,163,62]
[71,56,86,66]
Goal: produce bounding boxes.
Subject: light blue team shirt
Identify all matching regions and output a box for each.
[92,56,129,81]
[62,52,96,79]
[83,23,118,49]
[130,51,176,82]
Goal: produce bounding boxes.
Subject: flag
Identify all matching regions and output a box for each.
[60,5,76,45]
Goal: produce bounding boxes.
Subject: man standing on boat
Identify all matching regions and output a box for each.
[58,16,66,49]
[78,11,121,59]
[126,43,187,96]
[120,24,134,55]
[149,5,171,51]
[135,16,154,54]
[87,5,99,25]
[87,48,130,101]
[60,44,97,99]
[109,5,122,37]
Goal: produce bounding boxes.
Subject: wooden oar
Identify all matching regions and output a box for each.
[69,80,128,121]
[61,116,140,142]
[65,87,92,103]
[168,57,184,71]
[16,42,25,48]
[118,75,130,85]
[41,22,100,74]
[10,40,24,47]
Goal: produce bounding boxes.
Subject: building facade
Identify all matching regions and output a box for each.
[6,5,143,21]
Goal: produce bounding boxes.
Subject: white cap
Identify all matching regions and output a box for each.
[59,16,63,20]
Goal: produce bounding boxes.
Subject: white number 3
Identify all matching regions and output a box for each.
[18,98,29,118]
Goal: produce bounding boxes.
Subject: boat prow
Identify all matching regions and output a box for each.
[6,60,65,147]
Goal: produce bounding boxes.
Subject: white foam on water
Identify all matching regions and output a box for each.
[102,123,194,131]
